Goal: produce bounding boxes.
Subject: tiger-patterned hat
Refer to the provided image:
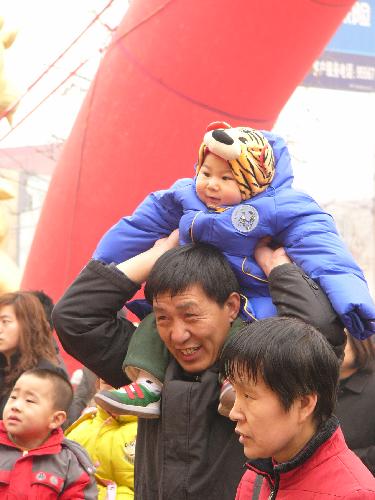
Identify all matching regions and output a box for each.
[197,121,275,200]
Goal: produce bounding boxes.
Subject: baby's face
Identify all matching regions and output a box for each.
[3,374,59,449]
[196,153,242,209]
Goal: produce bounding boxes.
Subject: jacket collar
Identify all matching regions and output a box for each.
[246,415,341,484]
[0,420,63,455]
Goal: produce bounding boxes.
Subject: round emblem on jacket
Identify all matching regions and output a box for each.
[36,472,46,481]
[50,475,59,486]
[231,205,259,233]
[124,439,136,464]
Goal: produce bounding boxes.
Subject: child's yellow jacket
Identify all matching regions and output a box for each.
[65,406,137,499]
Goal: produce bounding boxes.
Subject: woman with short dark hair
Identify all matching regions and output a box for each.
[222,318,375,498]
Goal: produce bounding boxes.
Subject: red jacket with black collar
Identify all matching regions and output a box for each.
[0,421,97,499]
[236,417,375,500]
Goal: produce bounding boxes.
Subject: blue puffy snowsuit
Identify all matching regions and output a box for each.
[94,131,375,340]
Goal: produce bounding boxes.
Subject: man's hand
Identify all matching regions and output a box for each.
[254,237,291,277]
[153,229,179,251]
[117,230,180,284]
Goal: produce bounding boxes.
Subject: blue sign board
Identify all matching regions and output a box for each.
[303,1,375,91]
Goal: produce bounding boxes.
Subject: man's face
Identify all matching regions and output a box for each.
[3,374,60,449]
[230,376,314,463]
[153,285,240,373]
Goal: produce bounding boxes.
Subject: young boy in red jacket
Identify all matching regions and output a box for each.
[0,368,98,499]
[221,317,375,499]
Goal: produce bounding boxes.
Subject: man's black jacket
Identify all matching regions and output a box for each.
[53,261,344,500]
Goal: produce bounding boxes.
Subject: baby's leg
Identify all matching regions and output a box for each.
[94,313,169,418]
[123,312,170,383]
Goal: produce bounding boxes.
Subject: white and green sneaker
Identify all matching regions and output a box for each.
[94,382,161,418]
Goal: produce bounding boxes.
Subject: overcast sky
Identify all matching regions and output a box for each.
[0,0,129,145]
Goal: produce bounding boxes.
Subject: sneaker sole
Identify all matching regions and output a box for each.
[94,393,160,419]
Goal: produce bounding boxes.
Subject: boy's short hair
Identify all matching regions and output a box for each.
[220,316,339,425]
[22,368,73,412]
[145,243,240,305]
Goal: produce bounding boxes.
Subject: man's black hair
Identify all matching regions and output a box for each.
[21,367,73,413]
[31,290,54,330]
[220,316,339,425]
[144,243,240,305]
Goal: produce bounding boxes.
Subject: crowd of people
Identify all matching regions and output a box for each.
[1,123,375,498]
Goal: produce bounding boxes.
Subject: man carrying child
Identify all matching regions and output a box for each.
[53,233,346,499]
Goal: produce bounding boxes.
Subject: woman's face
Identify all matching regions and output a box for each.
[0,305,21,361]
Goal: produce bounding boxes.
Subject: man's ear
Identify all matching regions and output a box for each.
[49,410,67,430]
[225,292,241,321]
[298,393,318,423]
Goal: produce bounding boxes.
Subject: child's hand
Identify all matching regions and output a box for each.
[254,237,291,277]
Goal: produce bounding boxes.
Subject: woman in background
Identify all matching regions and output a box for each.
[0,291,61,418]
[337,332,375,475]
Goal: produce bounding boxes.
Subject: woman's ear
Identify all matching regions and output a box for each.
[298,393,318,423]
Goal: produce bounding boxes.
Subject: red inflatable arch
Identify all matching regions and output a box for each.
[21,0,354,371]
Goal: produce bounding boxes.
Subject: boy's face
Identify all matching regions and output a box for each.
[3,373,65,449]
[230,375,315,463]
[196,153,242,209]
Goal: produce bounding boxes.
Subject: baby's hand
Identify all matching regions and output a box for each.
[254,237,291,277]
